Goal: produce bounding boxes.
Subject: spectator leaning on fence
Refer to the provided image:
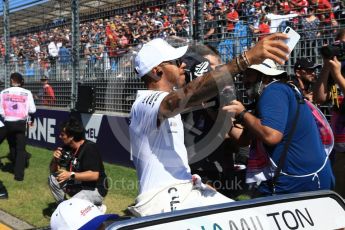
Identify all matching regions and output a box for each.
[204,11,219,48]
[48,37,59,79]
[300,7,320,61]
[128,33,290,217]
[226,3,239,33]
[58,41,71,81]
[250,15,270,41]
[39,75,56,106]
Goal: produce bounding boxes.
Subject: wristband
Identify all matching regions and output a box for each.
[236,109,248,124]
[242,51,251,66]
[236,56,244,71]
[70,172,75,180]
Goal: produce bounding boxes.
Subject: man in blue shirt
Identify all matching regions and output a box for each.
[224,59,334,195]
[58,41,71,81]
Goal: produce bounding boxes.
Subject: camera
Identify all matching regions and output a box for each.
[321,41,345,61]
[58,149,73,169]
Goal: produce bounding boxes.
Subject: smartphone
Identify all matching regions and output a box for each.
[283,26,300,53]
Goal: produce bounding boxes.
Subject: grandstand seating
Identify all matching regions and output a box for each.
[0,0,344,114]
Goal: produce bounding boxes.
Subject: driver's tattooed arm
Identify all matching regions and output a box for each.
[158,33,290,125]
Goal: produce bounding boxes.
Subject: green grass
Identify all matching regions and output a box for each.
[0,142,138,228]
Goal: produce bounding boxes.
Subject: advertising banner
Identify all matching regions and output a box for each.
[27,109,133,167]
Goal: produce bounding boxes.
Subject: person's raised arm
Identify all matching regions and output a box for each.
[314,58,331,103]
[204,28,215,39]
[158,33,290,122]
[329,57,345,95]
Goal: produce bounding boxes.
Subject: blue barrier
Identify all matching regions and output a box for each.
[26,108,133,167]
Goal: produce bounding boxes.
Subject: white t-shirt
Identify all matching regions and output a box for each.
[34,45,40,54]
[129,90,192,195]
[48,42,59,57]
[266,13,298,33]
[0,86,36,122]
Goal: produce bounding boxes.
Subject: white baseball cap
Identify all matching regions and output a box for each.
[248,59,286,76]
[50,198,118,230]
[134,38,188,78]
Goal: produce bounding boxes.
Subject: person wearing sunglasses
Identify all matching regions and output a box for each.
[293,57,321,102]
[128,34,290,217]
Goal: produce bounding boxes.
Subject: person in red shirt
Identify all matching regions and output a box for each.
[297,0,309,14]
[280,0,292,14]
[258,21,270,40]
[105,24,118,58]
[40,75,56,106]
[313,0,335,21]
[226,4,239,33]
[287,0,309,14]
[250,16,270,41]
[163,15,170,28]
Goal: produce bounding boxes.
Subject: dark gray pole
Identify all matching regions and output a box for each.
[188,0,194,41]
[195,0,204,42]
[71,0,80,110]
[3,0,10,88]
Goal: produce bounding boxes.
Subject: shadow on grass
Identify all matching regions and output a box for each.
[0,162,14,174]
[42,202,58,218]
[0,151,31,173]
[0,154,13,174]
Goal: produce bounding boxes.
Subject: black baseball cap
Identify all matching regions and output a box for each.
[294,58,321,71]
[40,75,49,81]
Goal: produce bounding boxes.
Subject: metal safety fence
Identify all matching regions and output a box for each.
[0,34,342,115]
[0,34,341,115]
[0,0,344,116]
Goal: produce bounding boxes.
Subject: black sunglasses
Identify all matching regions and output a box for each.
[159,59,182,67]
[303,68,316,74]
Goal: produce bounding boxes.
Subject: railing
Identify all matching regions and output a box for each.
[0,19,344,115]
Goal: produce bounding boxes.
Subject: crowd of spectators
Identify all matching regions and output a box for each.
[0,0,344,79]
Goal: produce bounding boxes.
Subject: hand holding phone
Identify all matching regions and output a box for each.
[283,26,300,54]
